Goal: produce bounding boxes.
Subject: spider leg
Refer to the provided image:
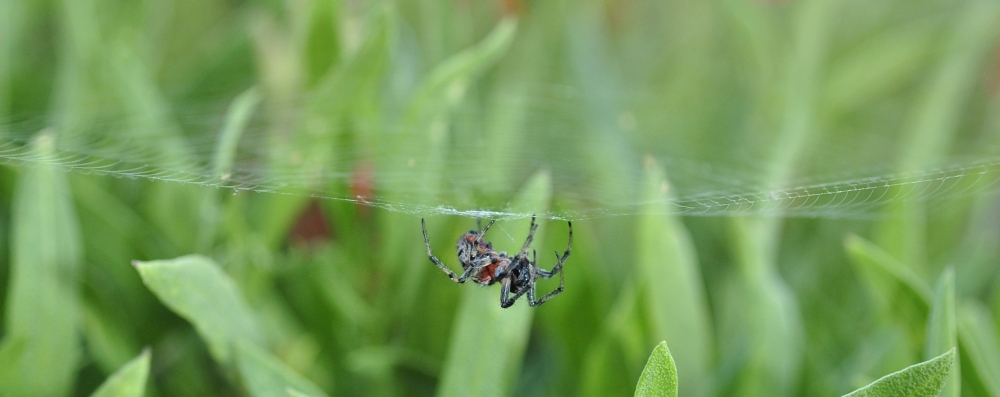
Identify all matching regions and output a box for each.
[528,272,564,307]
[422,218,463,283]
[500,277,529,308]
[528,260,564,307]
[455,260,485,283]
[515,215,539,258]
[529,221,572,307]
[474,219,496,244]
[537,221,572,278]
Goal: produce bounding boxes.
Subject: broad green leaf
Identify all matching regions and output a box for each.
[841,349,955,397]
[133,255,263,364]
[90,349,151,397]
[636,157,712,397]
[635,341,678,397]
[3,132,83,396]
[923,268,958,397]
[236,341,329,397]
[436,170,550,397]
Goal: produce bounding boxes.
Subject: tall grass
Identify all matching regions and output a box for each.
[1,0,999,396]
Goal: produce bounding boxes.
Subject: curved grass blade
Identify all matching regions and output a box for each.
[89,349,151,397]
[2,132,83,396]
[958,302,1000,396]
[635,341,678,397]
[198,87,262,252]
[236,341,329,397]
[133,255,263,365]
[405,17,517,122]
[844,234,931,311]
[842,349,956,397]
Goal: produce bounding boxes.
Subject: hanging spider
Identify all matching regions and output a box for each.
[421,215,572,308]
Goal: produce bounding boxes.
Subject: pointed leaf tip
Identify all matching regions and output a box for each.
[842,348,955,397]
[635,341,678,397]
[89,349,152,397]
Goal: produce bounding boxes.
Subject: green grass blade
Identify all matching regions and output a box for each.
[89,349,151,397]
[302,0,341,86]
[635,341,678,397]
[0,338,26,391]
[841,349,956,397]
[923,268,958,397]
[725,217,804,397]
[958,302,1000,396]
[844,234,931,308]
[211,87,262,179]
[287,388,315,397]
[436,170,550,397]
[199,87,263,252]
[236,340,329,397]
[83,303,142,375]
[133,255,263,365]
[636,157,712,397]
[406,17,517,122]
[875,0,1000,270]
[3,132,83,396]
[580,283,646,397]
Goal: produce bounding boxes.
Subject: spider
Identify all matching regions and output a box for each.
[421,215,572,308]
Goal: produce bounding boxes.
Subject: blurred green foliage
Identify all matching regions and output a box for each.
[1,0,1000,396]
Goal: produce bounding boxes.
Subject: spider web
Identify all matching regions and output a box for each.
[1,85,998,222]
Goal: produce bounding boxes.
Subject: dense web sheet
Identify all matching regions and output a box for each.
[1,87,999,221]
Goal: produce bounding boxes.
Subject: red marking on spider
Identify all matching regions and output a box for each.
[421,216,572,308]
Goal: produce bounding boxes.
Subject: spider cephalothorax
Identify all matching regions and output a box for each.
[421,216,572,308]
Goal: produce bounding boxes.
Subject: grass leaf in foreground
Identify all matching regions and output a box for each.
[89,349,151,397]
[841,349,955,397]
[133,255,263,364]
[236,341,329,397]
[635,341,678,397]
[2,132,83,396]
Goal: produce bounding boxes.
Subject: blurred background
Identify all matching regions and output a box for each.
[1,0,1000,396]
